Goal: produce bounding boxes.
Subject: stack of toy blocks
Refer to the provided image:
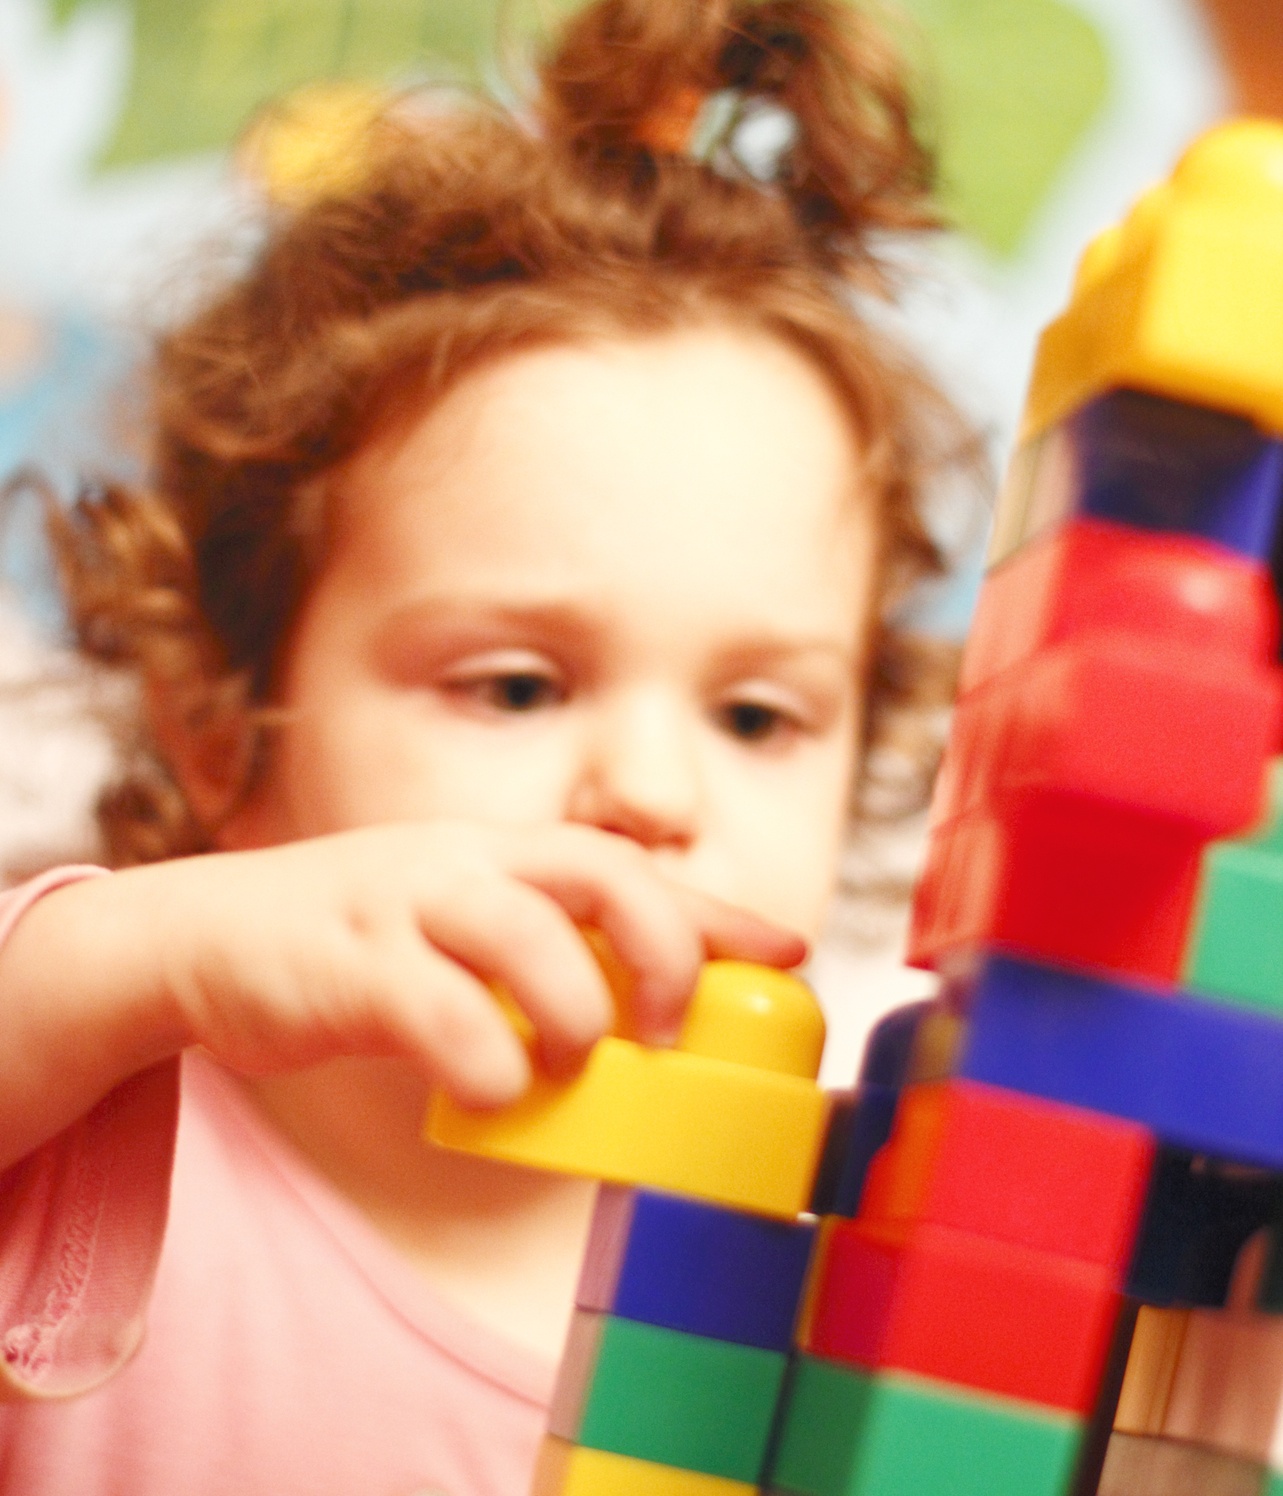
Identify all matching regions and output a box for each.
[768,118,1283,1496]
[427,120,1283,1496]
[536,1185,816,1495]
[428,960,832,1495]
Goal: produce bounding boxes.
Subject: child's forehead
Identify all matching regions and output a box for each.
[313,327,876,640]
[337,324,866,530]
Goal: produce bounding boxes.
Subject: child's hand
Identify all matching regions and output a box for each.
[0,823,805,1166]
[157,822,805,1104]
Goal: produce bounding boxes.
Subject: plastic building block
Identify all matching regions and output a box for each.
[1095,1432,1266,1496]
[576,1186,815,1352]
[768,1357,1084,1496]
[903,1004,966,1083]
[858,1080,1153,1271]
[987,393,1283,569]
[930,629,1279,838]
[962,517,1279,698]
[1188,842,1283,1015]
[533,1439,754,1496]
[911,630,1280,982]
[1187,761,1283,1015]
[1127,1149,1283,1307]
[1020,120,1283,443]
[910,803,1206,985]
[427,961,828,1218]
[954,955,1283,1169]
[857,1001,935,1089]
[810,1085,899,1219]
[799,1217,1121,1412]
[550,1310,786,1483]
[810,1003,933,1217]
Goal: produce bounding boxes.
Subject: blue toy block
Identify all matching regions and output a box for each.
[576,1186,816,1353]
[1066,388,1283,559]
[810,1084,901,1218]
[954,955,1283,1169]
[1126,1147,1283,1307]
[859,1002,935,1088]
[810,1003,932,1217]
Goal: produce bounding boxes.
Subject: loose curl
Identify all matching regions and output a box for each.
[46,0,971,867]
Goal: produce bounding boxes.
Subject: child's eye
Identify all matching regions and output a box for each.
[484,673,562,711]
[463,673,556,712]
[716,698,800,744]
[439,653,566,714]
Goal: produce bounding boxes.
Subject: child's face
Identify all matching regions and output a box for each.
[227,325,877,940]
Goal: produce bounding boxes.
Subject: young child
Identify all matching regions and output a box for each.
[0,1,958,1491]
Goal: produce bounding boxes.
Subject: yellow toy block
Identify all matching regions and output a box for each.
[1022,119,1283,440]
[531,1438,755,1496]
[426,961,828,1220]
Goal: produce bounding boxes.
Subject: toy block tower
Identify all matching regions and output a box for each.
[429,960,830,1493]
[767,118,1283,1496]
[427,119,1283,1496]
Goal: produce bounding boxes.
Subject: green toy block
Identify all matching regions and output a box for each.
[1186,762,1283,1015]
[1267,1474,1283,1496]
[769,1356,1083,1496]
[554,1313,788,1484]
[1252,762,1283,855]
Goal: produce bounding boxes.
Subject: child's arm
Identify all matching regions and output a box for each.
[0,821,804,1172]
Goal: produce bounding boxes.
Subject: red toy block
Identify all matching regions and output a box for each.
[908,799,1207,982]
[859,1080,1154,1272]
[800,1217,1122,1414]
[960,518,1279,698]
[931,631,1280,836]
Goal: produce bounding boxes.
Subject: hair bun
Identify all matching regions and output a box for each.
[538,0,939,274]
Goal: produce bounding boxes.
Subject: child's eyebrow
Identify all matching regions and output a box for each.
[708,639,860,678]
[372,597,612,652]
[373,598,859,668]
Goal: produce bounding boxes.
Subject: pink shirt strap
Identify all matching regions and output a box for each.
[0,868,181,1399]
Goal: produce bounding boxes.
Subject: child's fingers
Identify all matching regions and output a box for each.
[378,937,533,1107]
[615,887,809,1044]
[412,874,615,1073]
[498,826,707,1046]
[675,887,809,970]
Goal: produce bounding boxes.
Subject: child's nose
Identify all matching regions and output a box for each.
[566,688,702,852]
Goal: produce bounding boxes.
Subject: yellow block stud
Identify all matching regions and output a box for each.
[1023,118,1283,438]
[532,1438,755,1496]
[426,961,828,1219]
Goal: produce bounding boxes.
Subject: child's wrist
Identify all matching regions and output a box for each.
[0,867,193,1135]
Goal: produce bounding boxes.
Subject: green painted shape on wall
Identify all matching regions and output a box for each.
[91,0,502,168]
[60,0,1108,259]
[899,0,1111,256]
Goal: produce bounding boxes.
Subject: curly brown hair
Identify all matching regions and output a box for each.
[45,0,969,867]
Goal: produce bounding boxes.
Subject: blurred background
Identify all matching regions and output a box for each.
[0,0,1274,1069]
